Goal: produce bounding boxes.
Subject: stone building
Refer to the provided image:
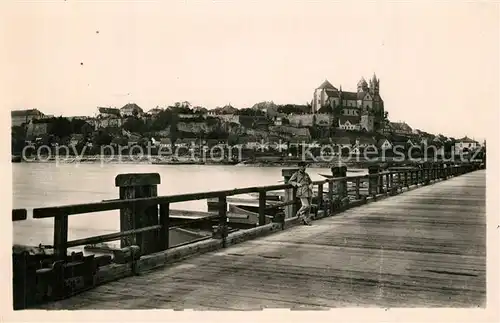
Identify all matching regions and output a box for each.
[120,103,144,117]
[311,74,385,132]
[11,109,45,127]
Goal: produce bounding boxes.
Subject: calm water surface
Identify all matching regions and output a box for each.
[12,163,364,248]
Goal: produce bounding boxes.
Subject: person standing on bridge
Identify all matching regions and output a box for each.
[289,161,313,225]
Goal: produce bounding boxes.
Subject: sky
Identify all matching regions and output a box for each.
[3,0,499,141]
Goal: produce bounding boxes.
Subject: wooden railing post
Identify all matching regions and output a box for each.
[258,189,267,226]
[317,183,324,214]
[159,203,170,251]
[53,211,68,260]
[423,163,430,185]
[404,170,408,188]
[385,173,390,193]
[115,173,161,255]
[355,177,361,200]
[368,165,380,196]
[328,179,334,214]
[332,166,347,198]
[218,195,228,248]
[378,173,384,193]
[282,168,298,218]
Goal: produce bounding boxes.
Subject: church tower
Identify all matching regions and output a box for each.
[370,73,380,95]
[357,77,368,93]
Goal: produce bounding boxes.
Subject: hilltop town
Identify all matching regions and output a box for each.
[11,76,484,164]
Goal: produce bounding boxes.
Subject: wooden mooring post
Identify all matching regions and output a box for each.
[115,173,161,256]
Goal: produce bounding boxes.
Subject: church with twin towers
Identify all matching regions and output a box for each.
[311,74,385,132]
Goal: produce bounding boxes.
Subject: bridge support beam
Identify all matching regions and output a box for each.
[115,173,161,256]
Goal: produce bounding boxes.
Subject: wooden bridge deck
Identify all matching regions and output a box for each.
[39,170,486,310]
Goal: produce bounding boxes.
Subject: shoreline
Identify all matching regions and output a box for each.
[13,155,440,169]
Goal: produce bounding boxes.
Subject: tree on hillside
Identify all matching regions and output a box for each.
[206,128,228,139]
[48,117,72,139]
[277,104,308,114]
[206,116,219,126]
[192,106,208,114]
[169,105,192,114]
[81,122,94,137]
[11,125,26,154]
[236,108,265,116]
[443,140,454,156]
[69,119,89,134]
[169,123,179,144]
[151,110,179,131]
[227,133,239,146]
[309,125,330,139]
[92,129,113,146]
[318,105,333,114]
[123,117,146,134]
[333,103,343,116]
[174,101,191,109]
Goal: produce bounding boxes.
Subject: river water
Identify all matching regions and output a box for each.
[12,163,366,249]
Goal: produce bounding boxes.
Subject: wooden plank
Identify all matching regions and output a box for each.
[169,209,217,219]
[227,205,252,218]
[36,170,485,310]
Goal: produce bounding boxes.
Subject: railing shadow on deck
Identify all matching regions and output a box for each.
[12,161,484,309]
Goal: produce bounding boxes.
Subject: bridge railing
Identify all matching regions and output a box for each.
[13,162,480,261]
[11,162,483,309]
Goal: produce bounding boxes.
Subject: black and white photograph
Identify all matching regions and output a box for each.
[3,0,498,321]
